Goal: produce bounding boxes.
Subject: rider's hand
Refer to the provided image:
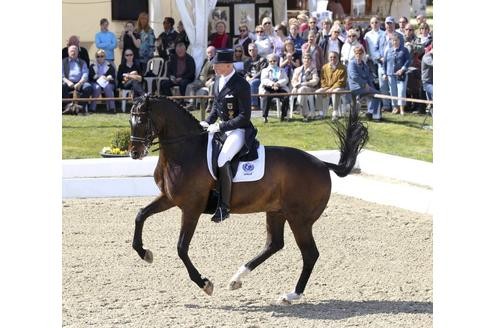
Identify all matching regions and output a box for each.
[207,123,220,133]
[199,121,209,128]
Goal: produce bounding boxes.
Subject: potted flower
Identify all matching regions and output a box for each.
[100,128,130,158]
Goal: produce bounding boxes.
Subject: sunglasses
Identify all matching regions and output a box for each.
[263,22,271,25]
[125,53,134,56]
[405,28,413,31]
[268,60,277,63]
[239,29,247,32]
[256,31,264,33]
[96,55,105,58]
[235,50,243,52]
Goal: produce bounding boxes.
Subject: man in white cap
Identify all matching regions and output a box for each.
[199,49,258,223]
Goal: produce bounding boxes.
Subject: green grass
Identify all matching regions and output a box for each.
[62,110,432,162]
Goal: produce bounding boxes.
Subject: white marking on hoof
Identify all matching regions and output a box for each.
[203,280,214,296]
[228,265,250,290]
[278,291,302,305]
[143,249,153,263]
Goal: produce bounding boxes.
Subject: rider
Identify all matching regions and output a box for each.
[199,49,257,223]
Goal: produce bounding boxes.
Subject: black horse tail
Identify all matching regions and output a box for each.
[325,108,369,177]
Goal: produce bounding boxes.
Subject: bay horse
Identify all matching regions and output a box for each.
[129,95,368,303]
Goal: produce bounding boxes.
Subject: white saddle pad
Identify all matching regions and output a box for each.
[207,133,265,182]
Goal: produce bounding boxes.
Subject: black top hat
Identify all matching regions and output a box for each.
[211,49,234,64]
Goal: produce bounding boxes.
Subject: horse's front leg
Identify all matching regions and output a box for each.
[177,211,214,296]
[133,194,174,262]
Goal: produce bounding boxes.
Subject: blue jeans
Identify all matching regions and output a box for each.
[352,87,381,119]
[387,74,408,106]
[378,64,391,109]
[249,78,261,107]
[423,83,433,101]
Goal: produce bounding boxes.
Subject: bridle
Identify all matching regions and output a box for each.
[130,100,157,152]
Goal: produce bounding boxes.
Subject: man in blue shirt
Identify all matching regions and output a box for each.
[95,18,117,62]
[62,45,92,112]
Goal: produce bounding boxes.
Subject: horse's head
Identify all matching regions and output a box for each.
[129,95,156,160]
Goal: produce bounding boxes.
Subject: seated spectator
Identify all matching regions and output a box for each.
[297,13,309,40]
[341,28,366,66]
[157,17,179,62]
[244,43,268,110]
[254,25,273,57]
[62,45,92,112]
[318,17,336,62]
[291,52,319,121]
[160,42,196,97]
[62,35,90,68]
[261,17,276,39]
[233,45,246,76]
[176,20,190,50]
[302,16,320,43]
[234,23,253,57]
[347,45,381,121]
[421,46,433,102]
[301,31,324,73]
[117,50,144,97]
[136,12,156,73]
[316,51,348,120]
[94,18,117,62]
[183,46,216,111]
[89,50,116,113]
[118,20,141,65]
[259,54,290,123]
[279,39,301,83]
[341,16,354,42]
[208,21,232,49]
[383,34,410,115]
[273,24,288,58]
[288,23,305,56]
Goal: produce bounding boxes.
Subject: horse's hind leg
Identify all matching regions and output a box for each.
[132,194,174,262]
[229,212,286,290]
[279,222,319,304]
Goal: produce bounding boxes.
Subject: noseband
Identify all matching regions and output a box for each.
[130,102,157,150]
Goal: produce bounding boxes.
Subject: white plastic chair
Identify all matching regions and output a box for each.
[143,57,165,95]
[120,89,133,112]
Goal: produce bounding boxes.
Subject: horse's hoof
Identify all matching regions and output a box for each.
[143,249,153,263]
[203,280,214,296]
[278,297,292,306]
[277,292,301,305]
[228,280,242,290]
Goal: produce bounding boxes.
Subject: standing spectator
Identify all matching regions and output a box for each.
[296,13,309,39]
[262,17,276,39]
[279,39,301,83]
[157,17,179,62]
[341,16,354,42]
[288,23,305,56]
[302,16,320,43]
[62,45,92,112]
[341,29,365,67]
[160,42,196,97]
[347,45,381,121]
[183,46,216,111]
[272,24,288,58]
[376,16,404,111]
[364,16,385,88]
[316,51,348,120]
[244,43,268,110]
[318,18,336,63]
[89,49,116,113]
[404,23,424,113]
[254,25,273,57]
[118,20,141,65]
[136,12,156,73]
[416,15,427,25]
[234,23,254,57]
[383,34,410,115]
[62,35,90,68]
[396,16,409,36]
[417,22,432,45]
[259,54,290,122]
[291,53,320,121]
[117,50,144,98]
[421,47,433,102]
[95,18,117,62]
[208,21,233,49]
[301,31,324,73]
[176,21,190,50]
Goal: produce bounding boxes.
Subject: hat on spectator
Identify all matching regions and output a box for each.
[211,49,234,64]
[385,16,395,24]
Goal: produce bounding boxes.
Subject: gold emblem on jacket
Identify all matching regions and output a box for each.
[227,103,234,118]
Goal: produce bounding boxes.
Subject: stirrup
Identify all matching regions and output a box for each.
[211,205,230,223]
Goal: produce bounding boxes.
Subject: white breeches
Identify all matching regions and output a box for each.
[218,128,245,167]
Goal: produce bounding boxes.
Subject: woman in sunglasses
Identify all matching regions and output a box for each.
[89,49,116,113]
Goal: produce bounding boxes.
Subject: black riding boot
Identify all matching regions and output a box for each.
[211,161,232,223]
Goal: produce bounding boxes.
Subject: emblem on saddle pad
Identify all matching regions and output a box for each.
[242,162,254,173]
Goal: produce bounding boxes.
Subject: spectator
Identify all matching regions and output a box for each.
[364,16,385,88]
[421,47,433,102]
[62,35,90,68]
[396,16,409,36]
[95,18,117,62]
[316,51,348,120]
[347,45,381,121]
[296,13,309,39]
[328,0,346,21]
[157,17,179,62]
[375,16,404,111]
[416,14,427,25]
[117,50,144,97]
[62,45,92,111]
[254,25,273,57]
[176,20,190,50]
[262,17,276,39]
[244,43,268,110]
[234,23,254,57]
[208,21,233,49]
[272,24,288,58]
[302,16,320,43]
[341,16,354,42]
[341,29,365,67]
[279,39,301,83]
[160,42,196,97]
[183,46,216,111]
[383,33,410,115]
[259,53,290,123]
[288,23,305,56]
[301,31,324,73]
[318,17,337,63]
[136,12,156,73]
[118,20,141,65]
[89,49,116,113]
[233,45,246,76]
[404,23,425,113]
[291,52,320,121]
[417,22,432,45]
